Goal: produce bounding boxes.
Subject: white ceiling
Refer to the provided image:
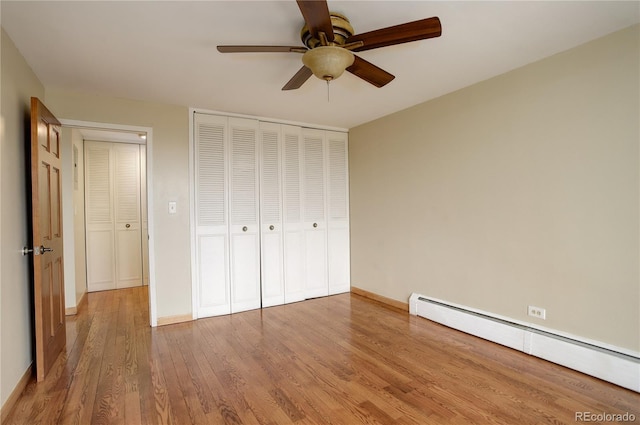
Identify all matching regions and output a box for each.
[2,1,638,129]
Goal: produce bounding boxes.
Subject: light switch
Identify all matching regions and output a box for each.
[168,201,177,214]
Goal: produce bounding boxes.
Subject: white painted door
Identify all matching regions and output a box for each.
[228,117,261,313]
[194,113,231,317]
[85,142,116,292]
[282,125,305,303]
[85,141,143,291]
[114,143,143,289]
[327,131,351,294]
[302,128,328,299]
[259,122,285,307]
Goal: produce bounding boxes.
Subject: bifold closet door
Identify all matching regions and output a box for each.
[113,143,143,289]
[302,128,328,299]
[228,118,261,313]
[327,131,351,294]
[194,114,231,317]
[85,142,116,292]
[282,125,305,303]
[85,141,143,292]
[260,122,285,307]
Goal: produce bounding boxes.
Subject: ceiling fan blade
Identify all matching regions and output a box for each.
[347,17,442,52]
[347,56,395,88]
[282,66,313,90]
[296,0,334,42]
[217,46,307,53]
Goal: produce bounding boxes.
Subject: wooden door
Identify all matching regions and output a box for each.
[30,97,66,381]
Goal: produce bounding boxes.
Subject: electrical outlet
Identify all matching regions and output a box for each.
[528,305,546,320]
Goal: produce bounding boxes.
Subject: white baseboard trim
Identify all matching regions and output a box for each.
[410,293,640,392]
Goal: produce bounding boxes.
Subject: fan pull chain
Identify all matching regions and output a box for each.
[326,80,330,102]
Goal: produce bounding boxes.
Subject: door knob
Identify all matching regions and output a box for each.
[22,246,50,255]
[242,226,248,232]
[269,225,274,231]
[125,223,131,229]
[313,223,318,228]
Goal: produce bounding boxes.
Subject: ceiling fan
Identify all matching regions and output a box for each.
[217,0,442,90]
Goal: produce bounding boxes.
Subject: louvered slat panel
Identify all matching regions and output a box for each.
[85,145,111,224]
[328,138,347,220]
[115,146,140,223]
[197,123,226,226]
[283,133,301,223]
[261,128,281,223]
[303,133,325,221]
[231,127,257,224]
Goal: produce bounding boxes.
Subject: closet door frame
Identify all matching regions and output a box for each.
[60,118,156,326]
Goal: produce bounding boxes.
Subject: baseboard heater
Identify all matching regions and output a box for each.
[409,293,640,392]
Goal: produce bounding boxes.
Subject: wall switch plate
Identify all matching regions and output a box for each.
[528,305,546,320]
[168,201,177,214]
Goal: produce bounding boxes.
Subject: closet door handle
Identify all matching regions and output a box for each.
[313,223,318,228]
[242,226,248,232]
[269,225,274,231]
[125,224,131,229]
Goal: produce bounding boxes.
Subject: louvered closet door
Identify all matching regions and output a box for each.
[194,113,231,317]
[229,117,261,313]
[85,141,116,292]
[260,122,285,307]
[302,128,328,298]
[114,143,143,289]
[282,125,305,303]
[327,131,350,294]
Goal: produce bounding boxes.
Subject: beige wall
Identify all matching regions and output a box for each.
[0,29,45,407]
[44,90,192,320]
[349,25,639,352]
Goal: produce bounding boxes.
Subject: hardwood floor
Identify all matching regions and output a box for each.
[4,286,639,424]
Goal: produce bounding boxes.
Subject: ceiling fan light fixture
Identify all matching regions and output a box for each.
[302,46,354,81]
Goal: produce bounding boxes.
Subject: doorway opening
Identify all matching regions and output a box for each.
[59,119,157,327]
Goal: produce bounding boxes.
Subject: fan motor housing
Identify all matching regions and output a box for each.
[301,13,354,48]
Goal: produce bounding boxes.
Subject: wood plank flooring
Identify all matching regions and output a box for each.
[4,286,639,424]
